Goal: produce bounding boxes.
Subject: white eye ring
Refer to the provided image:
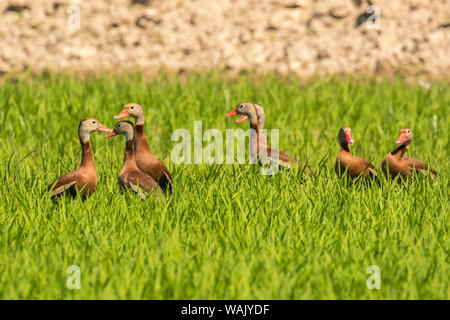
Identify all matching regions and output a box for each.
[131,106,134,109]
[92,121,96,124]
[239,104,244,109]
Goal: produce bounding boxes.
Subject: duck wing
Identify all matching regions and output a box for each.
[47,171,78,198]
[264,148,313,175]
[158,161,173,193]
[360,158,381,185]
[126,171,165,200]
[405,157,437,178]
[360,158,378,177]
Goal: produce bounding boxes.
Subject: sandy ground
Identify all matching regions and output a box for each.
[0,0,449,79]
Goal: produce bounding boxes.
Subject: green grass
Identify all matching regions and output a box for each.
[0,72,448,299]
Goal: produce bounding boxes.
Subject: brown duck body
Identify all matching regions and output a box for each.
[134,124,173,191]
[47,140,98,199]
[382,143,437,179]
[335,145,377,180]
[119,138,164,199]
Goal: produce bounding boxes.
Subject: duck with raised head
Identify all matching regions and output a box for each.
[382,127,437,179]
[226,102,312,174]
[106,121,164,200]
[47,118,112,199]
[114,103,173,193]
[335,126,379,182]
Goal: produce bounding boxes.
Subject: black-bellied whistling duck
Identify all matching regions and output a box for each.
[226,102,312,174]
[106,121,164,200]
[382,127,437,179]
[114,103,173,193]
[335,126,379,182]
[47,118,112,199]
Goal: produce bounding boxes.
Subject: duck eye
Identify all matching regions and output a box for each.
[131,106,134,109]
[92,121,96,124]
[239,104,244,109]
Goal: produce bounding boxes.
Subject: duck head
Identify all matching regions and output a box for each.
[106,120,135,141]
[396,127,413,145]
[79,118,112,141]
[338,126,354,145]
[226,102,266,128]
[114,103,145,124]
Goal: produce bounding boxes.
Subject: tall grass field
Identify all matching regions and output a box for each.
[0,73,448,299]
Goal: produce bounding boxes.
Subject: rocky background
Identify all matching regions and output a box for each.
[0,0,449,79]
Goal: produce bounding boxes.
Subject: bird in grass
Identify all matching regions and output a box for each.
[382,127,437,179]
[47,118,112,200]
[106,120,165,200]
[226,102,312,174]
[335,126,379,183]
[114,103,173,193]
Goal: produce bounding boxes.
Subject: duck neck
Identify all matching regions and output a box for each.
[124,141,137,167]
[250,121,267,157]
[123,131,138,169]
[134,122,150,151]
[250,120,260,131]
[340,142,351,154]
[79,138,95,169]
[135,114,145,126]
[135,122,145,137]
[391,140,411,158]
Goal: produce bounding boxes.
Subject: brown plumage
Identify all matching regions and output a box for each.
[382,127,437,179]
[106,121,164,200]
[47,118,112,200]
[335,126,379,182]
[226,102,312,174]
[114,103,173,193]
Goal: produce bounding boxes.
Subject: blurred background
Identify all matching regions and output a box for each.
[0,0,448,80]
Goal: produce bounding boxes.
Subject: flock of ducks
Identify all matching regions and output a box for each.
[47,103,172,200]
[47,102,437,201]
[335,126,437,182]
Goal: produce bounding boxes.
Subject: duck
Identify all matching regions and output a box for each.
[226,102,312,174]
[114,103,173,193]
[382,127,437,179]
[335,126,379,182]
[47,118,112,200]
[106,120,165,200]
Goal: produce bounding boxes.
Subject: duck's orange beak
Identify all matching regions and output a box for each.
[226,109,238,117]
[345,132,354,145]
[226,109,248,123]
[236,115,248,123]
[106,132,117,138]
[396,133,407,144]
[97,124,113,133]
[114,109,129,119]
